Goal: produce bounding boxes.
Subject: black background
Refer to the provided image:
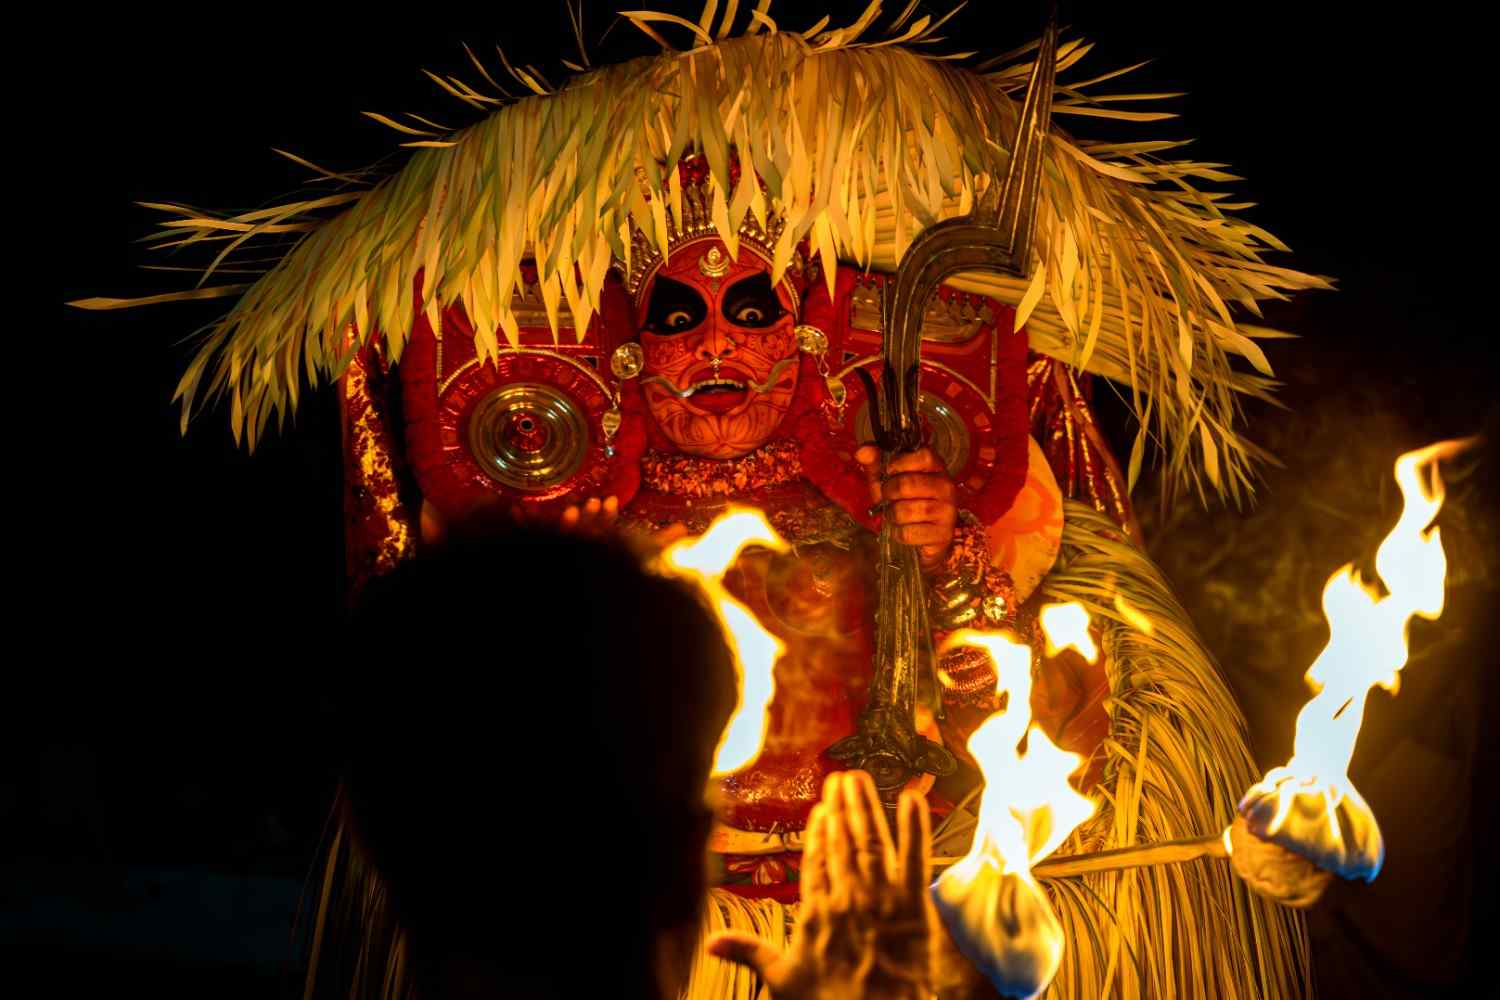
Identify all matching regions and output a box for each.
[19,2,1498,996]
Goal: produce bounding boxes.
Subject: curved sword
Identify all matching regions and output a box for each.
[828,1,1060,805]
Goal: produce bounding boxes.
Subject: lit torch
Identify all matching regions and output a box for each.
[658,506,792,775]
[930,605,1099,999]
[1235,438,1474,884]
[927,440,1474,933]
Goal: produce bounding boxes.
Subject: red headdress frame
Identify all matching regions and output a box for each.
[616,153,806,324]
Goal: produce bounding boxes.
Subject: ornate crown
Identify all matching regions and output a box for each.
[615,155,802,308]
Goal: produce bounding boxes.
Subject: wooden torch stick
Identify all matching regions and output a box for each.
[932,831,1229,878]
[1032,831,1228,879]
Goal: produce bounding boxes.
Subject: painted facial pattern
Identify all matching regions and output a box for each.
[638,242,801,459]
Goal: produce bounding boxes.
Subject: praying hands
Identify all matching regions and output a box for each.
[708,770,937,999]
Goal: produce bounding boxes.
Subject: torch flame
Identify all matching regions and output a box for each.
[931,629,1099,999]
[1039,601,1101,663]
[1238,439,1473,880]
[658,507,791,776]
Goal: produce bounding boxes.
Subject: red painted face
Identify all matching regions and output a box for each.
[637,241,801,459]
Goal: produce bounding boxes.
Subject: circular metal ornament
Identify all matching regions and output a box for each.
[610,343,645,379]
[795,324,829,357]
[855,393,971,478]
[466,383,590,492]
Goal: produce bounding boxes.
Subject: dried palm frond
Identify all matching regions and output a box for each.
[73,2,1326,504]
[682,889,797,1000]
[300,789,417,1000]
[300,502,1314,999]
[1029,501,1311,998]
[681,502,1313,999]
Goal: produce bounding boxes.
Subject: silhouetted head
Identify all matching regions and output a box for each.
[310,529,736,999]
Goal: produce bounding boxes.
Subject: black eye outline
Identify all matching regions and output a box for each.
[644,276,708,335]
[721,273,785,329]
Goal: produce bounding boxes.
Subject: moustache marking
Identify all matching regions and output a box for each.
[640,356,799,398]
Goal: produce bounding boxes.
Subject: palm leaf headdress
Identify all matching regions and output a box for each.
[75,1,1327,505]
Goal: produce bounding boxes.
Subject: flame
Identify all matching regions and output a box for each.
[931,630,1098,999]
[1039,602,1099,662]
[658,507,791,775]
[1238,439,1472,880]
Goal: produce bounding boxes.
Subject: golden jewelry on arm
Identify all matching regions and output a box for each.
[926,511,1015,631]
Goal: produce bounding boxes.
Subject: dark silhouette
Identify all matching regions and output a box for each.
[305,530,737,999]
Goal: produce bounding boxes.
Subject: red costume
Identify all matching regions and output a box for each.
[339,167,1121,902]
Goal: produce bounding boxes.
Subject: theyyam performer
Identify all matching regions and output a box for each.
[73,3,1333,997]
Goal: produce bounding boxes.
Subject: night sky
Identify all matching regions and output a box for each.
[23,2,1497,996]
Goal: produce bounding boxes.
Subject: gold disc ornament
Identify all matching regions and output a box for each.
[466,383,590,492]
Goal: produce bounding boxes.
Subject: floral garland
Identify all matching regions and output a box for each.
[639,438,804,499]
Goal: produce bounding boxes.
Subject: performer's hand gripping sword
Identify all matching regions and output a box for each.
[827,2,1060,809]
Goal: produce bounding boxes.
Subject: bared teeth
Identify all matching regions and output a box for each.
[688,379,746,394]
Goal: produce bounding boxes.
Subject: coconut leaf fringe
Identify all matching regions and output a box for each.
[684,501,1314,999]
[80,3,1328,505]
[1030,501,1311,998]
[681,889,798,1000]
[301,789,417,1000]
[297,502,1312,999]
